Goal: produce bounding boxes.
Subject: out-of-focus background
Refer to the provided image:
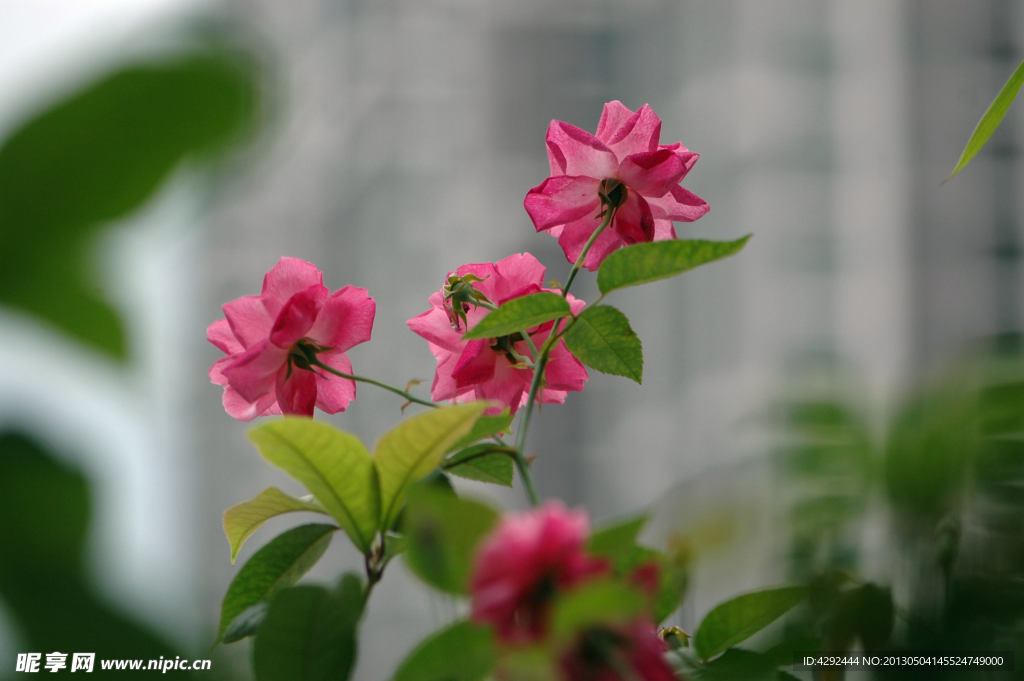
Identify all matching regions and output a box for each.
[2,1,1023,679]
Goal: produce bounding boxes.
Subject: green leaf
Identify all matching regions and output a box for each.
[946,59,1024,181]
[374,403,487,531]
[564,306,643,382]
[218,523,336,642]
[463,293,571,340]
[249,418,379,553]
[586,514,649,567]
[448,410,514,452]
[221,603,267,644]
[549,580,648,641]
[391,620,497,681]
[597,237,751,295]
[253,580,363,681]
[444,445,515,487]
[402,487,499,594]
[0,46,258,358]
[223,487,327,562]
[694,586,805,661]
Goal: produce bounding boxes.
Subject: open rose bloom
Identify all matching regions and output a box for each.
[407,253,587,413]
[524,100,709,270]
[207,257,375,420]
[471,503,676,681]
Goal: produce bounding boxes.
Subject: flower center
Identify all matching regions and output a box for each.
[286,338,332,378]
[598,177,627,210]
[490,332,528,365]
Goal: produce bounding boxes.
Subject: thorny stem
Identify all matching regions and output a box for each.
[512,208,617,507]
[561,207,616,298]
[309,359,438,409]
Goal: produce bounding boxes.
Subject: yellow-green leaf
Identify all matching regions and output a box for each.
[374,403,487,530]
[249,418,379,554]
[223,487,327,563]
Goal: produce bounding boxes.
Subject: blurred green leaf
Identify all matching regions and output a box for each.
[694,586,805,661]
[0,46,258,358]
[218,523,336,643]
[685,648,779,681]
[391,620,497,681]
[563,305,643,383]
[586,514,649,568]
[596,236,751,295]
[447,410,513,452]
[402,487,498,594]
[253,580,363,681]
[463,293,571,340]
[223,486,327,562]
[375,403,487,531]
[249,418,379,553]
[946,59,1024,181]
[550,580,647,640]
[221,602,267,644]
[444,445,515,487]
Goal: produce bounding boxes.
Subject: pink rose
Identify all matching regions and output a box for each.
[469,502,608,643]
[524,100,709,271]
[406,253,587,414]
[207,257,375,420]
[558,620,676,681]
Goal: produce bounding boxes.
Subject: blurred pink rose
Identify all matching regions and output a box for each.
[207,257,375,420]
[559,620,676,681]
[525,100,709,270]
[470,502,608,643]
[406,253,587,414]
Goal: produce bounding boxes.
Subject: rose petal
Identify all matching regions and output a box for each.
[545,120,618,178]
[207,319,242,355]
[612,192,655,244]
[269,285,327,348]
[646,184,710,222]
[223,295,273,349]
[260,257,325,317]
[452,339,497,388]
[275,365,317,416]
[309,285,376,352]
[596,101,662,159]
[313,350,357,413]
[222,341,289,403]
[619,149,687,197]
[524,176,601,232]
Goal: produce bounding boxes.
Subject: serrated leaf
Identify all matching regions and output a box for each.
[0,46,258,358]
[947,59,1024,181]
[563,305,642,382]
[445,445,515,487]
[402,486,499,594]
[253,581,363,681]
[597,237,751,294]
[374,403,487,531]
[249,418,379,553]
[694,586,805,661]
[448,410,514,452]
[218,523,335,642]
[223,487,327,562]
[463,292,571,340]
[391,620,497,681]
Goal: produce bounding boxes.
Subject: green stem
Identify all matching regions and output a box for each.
[310,360,438,409]
[562,207,616,298]
[510,210,618,507]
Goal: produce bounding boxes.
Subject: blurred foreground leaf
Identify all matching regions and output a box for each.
[694,586,805,661]
[391,620,497,681]
[253,579,363,681]
[0,44,259,357]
